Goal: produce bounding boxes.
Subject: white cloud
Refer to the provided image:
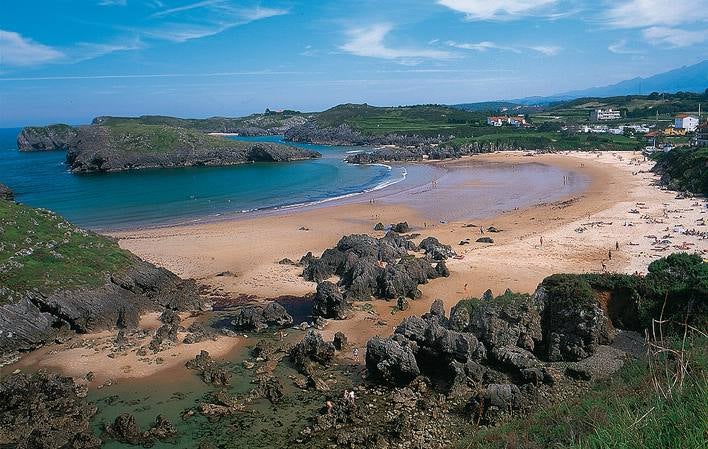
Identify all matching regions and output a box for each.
[70,39,144,62]
[642,26,708,47]
[605,0,708,28]
[446,40,560,55]
[145,4,289,42]
[529,45,561,56]
[437,0,559,20]
[0,30,64,67]
[608,39,644,54]
[340,23,453,63]
[446,40,520,53]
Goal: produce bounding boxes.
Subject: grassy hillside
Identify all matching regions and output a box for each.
[0,199,133,305]
[93,109,309,133]
[313,103,487,137]
[652,147,708,195]
[103,123,257,153]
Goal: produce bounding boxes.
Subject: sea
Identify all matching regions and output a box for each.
[0,128,408,230]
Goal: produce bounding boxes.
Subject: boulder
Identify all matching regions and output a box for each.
[467,296,542,352]
[333,331,348,350]
[391,222,410,233]
[491,345,539,371]
[435,260,450,277]
[106,414,144,445]
[229,302,293,332]
[290,329,335,374]
[476,237,494,243]
[534,277,614,361]
[185,350,232,386]
[373,222,385,231]
[366,336,420,384]
[313,281,350,319]
[341,258,383,300]
[418,237,455,260]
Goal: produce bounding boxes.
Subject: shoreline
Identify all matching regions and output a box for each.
[4,150,706,385]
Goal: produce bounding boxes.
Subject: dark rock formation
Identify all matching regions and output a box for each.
[0,258,201,356]
[290,329,335,375]
[106,413,177,446]
[0,371,101,448]
[301,233,446,303]
[229,302,293,332]
[391,222,410,233]
[0,183,14,201]
[469,384,523,424]
[365,336,420,384]
[534,276,614,361]
[464,295,542,352]
[17,124,78,152]
[185,350,232,386]
[418,237,455,260]
[313,281,350,319]
[476,237,494,243]
[333,331,348,350]
[255,376,285,404]
[373,222,385,231]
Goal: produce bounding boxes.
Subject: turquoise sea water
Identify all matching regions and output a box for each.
[0,128,404,229]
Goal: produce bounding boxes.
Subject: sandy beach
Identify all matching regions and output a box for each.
[10,151,706,383]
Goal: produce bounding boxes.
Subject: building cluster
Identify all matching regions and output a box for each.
[486,115,528,127]
[590,108,622,121]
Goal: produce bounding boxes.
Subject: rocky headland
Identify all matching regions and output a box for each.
[17,123,321,173]
[0,196,202,357]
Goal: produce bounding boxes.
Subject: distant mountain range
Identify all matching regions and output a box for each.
[513,59,708,105]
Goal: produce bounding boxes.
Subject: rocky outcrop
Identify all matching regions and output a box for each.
[229,302,293,332]
[301,233,448,302]
[312,281,350,319]
[0,371,101,448]
[290,329,335,375]
[367,303,487,393]
[186,350,232,386]
[17,124,320,173]
[534,276,614,361]
[106,413,177,446]
[0,183,14,201]
[17,124,78,151]
[0,258,201,355]
[418,237,456,260]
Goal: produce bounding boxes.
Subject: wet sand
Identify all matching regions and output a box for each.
[6,151,707,384]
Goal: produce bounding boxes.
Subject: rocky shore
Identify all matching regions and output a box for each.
[17,124,321,173]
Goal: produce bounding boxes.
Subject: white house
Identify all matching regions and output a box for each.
[590,109,621,121]
[674,114,699,132]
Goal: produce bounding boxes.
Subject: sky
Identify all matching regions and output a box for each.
[1,0,707,126]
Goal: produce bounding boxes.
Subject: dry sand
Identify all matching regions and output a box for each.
[9,151,706,382]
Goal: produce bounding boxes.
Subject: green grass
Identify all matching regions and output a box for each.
[0,200,134,305]
[454,336,708,449]
[651,147,708,195]
[313,103,487,137]
[451,131,642,151]
[104,123,254,153]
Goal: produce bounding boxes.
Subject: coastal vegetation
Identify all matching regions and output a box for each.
[0,198,132,305]
[651,146,708,195]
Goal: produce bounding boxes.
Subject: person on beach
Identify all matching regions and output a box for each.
[602,260,607,272]
[615,241,619,251]
[540,236,543,247]
[348,390,356,405]
[352,348,359,362]
[608,250,612,260]
[480,226,484,235]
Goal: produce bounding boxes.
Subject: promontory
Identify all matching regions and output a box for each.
[17,122,321,173]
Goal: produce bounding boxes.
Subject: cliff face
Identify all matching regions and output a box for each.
[0,199,202,356]
[284,121,443,147]
[17,124,321,173]
[0,184,13,201]
[17,124,78,152]
[0,259,201,355]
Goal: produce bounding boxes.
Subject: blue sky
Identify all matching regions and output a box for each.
[1,0,707,126]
